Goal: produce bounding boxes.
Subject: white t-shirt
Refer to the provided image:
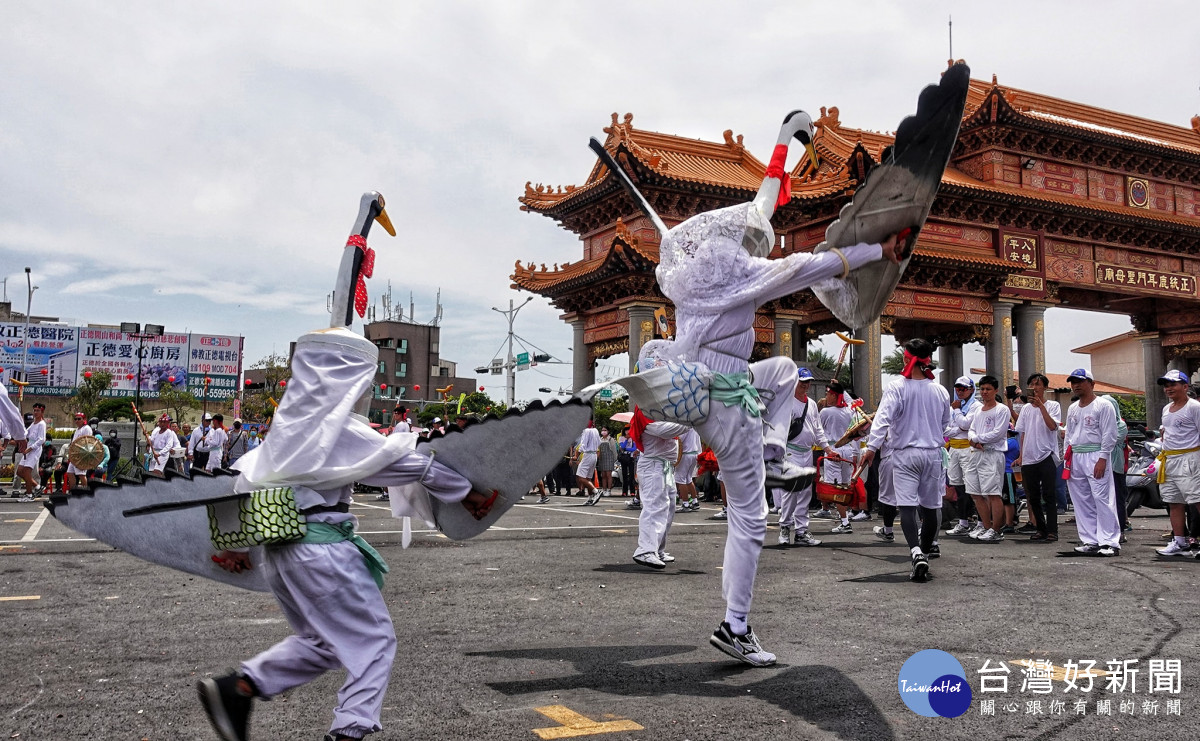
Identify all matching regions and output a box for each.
[1065,397,1118,458]
[967,404,1010,451]
[1161,398,1200,450]
[1015,399,1062,465]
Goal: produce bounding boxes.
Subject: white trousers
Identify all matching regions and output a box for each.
[636,456,676,557]
[1067,450,1121,548]
[696,356,796,616]
[877,454,896,507]
[773,446,814,532]
[242,540,397,738]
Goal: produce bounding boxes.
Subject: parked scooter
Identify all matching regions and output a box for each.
[1125,434,1164,515]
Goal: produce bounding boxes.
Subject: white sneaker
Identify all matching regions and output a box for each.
[1157,540,1191,557]
[764,459,816,489]
[830,522,853,534]
[977,528,999,542]
[778,524,793,546]
[967,526,986,539]
[851,511,870,521]
[794,530,822,546]
[712,508,727,521]
[633,552,666,569]
[813,509,835,519]
[769,505,780,514]
[658,551,676,563]
[947,523,972,536]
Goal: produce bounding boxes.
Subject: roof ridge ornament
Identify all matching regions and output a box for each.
[722,129,745,151]
[1192,114,1200,135]
[817,106,841,129]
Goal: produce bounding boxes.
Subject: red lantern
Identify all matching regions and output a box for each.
[413,385,420,391]
[168,375,175,383]
[479,386,485,392]
[204,376,212,384]
[380,383,388,391]
[40,368,48,376]
[245,379,252,386]
[126,373,134,380]
[84,371,92,379]
[279,380,287,388]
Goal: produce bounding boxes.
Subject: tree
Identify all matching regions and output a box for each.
[806,348,851,386]
[1116,394,1146,425]
[881,348,905,376]
[157,381,200,424]
[69,371,114,418]
[242,353,292,423]
[592,396,629,434]
[95,397,139,421]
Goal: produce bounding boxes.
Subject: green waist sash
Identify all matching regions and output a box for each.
[296,521,390,589]
[709,372,763,418]
[1071,443,1102,454]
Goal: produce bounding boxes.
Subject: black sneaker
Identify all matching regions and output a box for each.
[926,544,941,559]
[1017,523,1038,534]
[708,622,776,667]
[198,673,253,741]
[910,554,930,582]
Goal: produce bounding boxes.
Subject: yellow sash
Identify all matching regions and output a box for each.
[1157,446,1200,484]
[947,438,971,449]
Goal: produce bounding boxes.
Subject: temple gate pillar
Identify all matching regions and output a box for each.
[851,318,883,411]
[1143,334,1167,429]
[625,305,657,373]
[571,319,595,392]
[986,301,1015,387]
[1014,303,1047,386]
[774,317,796,360]
[938,343,964,394]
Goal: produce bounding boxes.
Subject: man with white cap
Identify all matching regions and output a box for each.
[945,376,980,535]
[1153,369,1200,557]
[773,367,832,547]
[149,414,179,474]
[1063,368,1121,556]
[188,413,219,471]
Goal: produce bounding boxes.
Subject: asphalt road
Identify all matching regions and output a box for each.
[2,492,1198,741]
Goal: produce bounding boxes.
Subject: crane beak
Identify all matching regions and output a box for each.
[801,140,820,177]
[375,207,397,237]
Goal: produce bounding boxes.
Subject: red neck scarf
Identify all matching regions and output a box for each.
[628,407,651,452]
[902,350,935,379]
[764,144,792,208]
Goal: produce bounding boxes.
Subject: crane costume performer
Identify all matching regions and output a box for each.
[593,113,903,666]
[198,193,496,741]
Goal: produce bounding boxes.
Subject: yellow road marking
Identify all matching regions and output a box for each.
[532,705,643,739]
[0,545,23,550]
[0,595,41,602]
[600,529,628,534]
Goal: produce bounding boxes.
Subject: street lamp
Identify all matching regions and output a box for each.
[121,322,165,464]
[19,267,38,385]
[491,296,533,407]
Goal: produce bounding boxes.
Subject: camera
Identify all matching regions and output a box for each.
[1005,385,1019,400]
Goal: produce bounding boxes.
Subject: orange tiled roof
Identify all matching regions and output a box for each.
[941,166,1200,229]
[511,219,660,291]
[969,368,1144,396]
[967,77,1200,156]
[520,113,852,213]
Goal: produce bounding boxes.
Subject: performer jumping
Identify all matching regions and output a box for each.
[594,111,902,665]
[861,338,950,582]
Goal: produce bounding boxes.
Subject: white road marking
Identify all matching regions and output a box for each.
[20,509,51,542]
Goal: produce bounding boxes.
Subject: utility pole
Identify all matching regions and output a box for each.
[20,268,36,385]
[491,296,532,407]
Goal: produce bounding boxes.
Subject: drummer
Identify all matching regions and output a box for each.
[65,412,94,490]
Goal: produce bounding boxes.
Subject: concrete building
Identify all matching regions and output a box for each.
[363,319,475,421]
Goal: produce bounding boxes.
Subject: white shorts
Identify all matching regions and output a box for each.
[674,454,698,484]
[965,449,1004,496]
[876,455,896,507]
[575,453,597,480]
[67,463,89,476]
[17,450,39,470]
[822,444,856,484]
[890,447,944,509]
[1159,450,1200,505]
[947,445,971,486]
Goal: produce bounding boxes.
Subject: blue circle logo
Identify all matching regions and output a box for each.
[898,649,972,718]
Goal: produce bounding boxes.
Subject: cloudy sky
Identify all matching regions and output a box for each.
[3,1,1197,401]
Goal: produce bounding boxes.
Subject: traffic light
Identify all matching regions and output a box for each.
[533,353,551,363]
